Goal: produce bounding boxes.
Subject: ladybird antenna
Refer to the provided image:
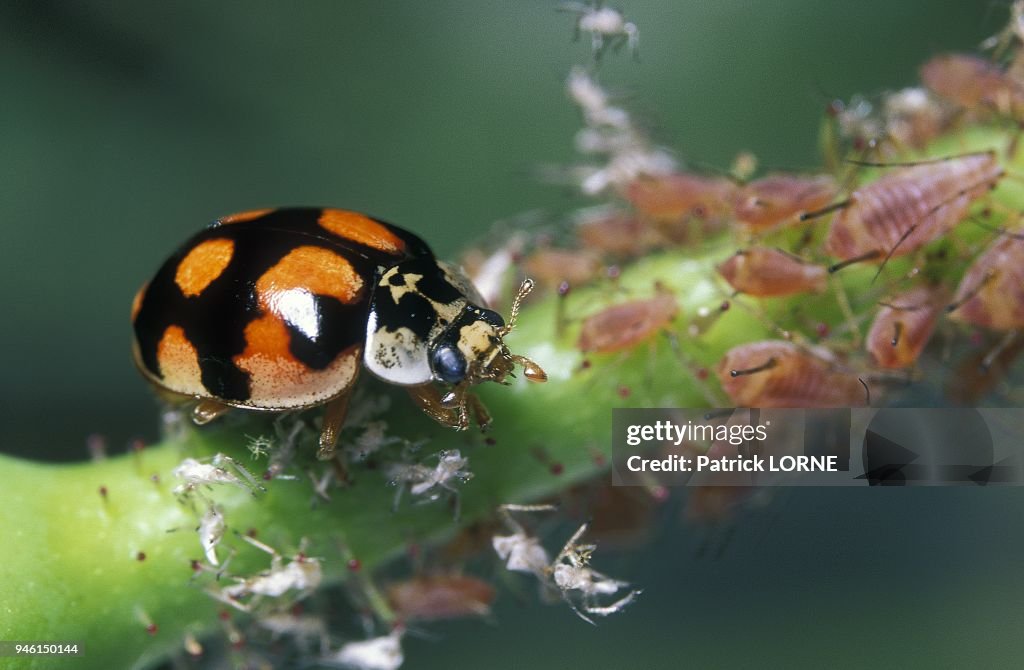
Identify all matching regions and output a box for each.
[502,277,535,337]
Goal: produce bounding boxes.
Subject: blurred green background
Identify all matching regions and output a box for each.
[5,1,1024,668]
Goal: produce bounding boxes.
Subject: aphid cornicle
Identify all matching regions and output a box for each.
[132,208,547,459]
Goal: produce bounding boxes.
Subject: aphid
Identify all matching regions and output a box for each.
[560,2,639,60]
[385,574,496,621]
[172,454,264,498]
[218,536,322,609]
[577,288,678,353]
[866,284,947,368]
[625,172,737,226]
[947,235,1024,330]
[716,248,828,297]
[819,152,1003,272]
[882,87,955,150]
[731,174,838,229]
[566,67,630,130]
[574,208,660,258]
[387,449,473,519]
[324,629,403,670]
[132,208,546,460]
[548,522,641,625]
[521,248,602,290]
[717,340,867,407]
[920,53,1024,117]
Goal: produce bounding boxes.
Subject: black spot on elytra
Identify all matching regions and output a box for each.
[286,296,367,370]
[133,208,432,403]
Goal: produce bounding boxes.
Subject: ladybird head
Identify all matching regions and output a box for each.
[429,278,547,389]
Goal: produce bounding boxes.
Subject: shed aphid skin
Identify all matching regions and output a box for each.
[947,235,1024,330]
[198,504,226,566]
[215,535,322,611]
[866,285,947,369]
[805,152,1004,275]
[387,449,474,520]
[717,340,868,408]
[560,1,639,60]
[492,504,639,624]
[131,208,546,462]
[730,174,839,229]
[716,247,829,298]
[324,628,404,670]
[172,454,265,498]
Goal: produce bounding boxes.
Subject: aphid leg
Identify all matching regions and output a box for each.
[981,331,1019,372]
[828,273,863,347]
[192,399,231,425]
[317,389,353,461]
[467,393,493,431]
[406,384,464,429]
[829,250,881,273]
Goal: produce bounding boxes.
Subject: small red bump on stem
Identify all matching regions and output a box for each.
[262,470,273,481]
[246,528,258,538]
[98,486,108,499]
[550,462,565,476]
[218,610,231,621]
[145,624,158,636]
[816,322,830,338]
[606,265,621,280]
[557,280,571,297]
[720,300,731,312]
[617,385,631,398]
[130,438,146,453]
[190,559,202,572]
[347,558,361,572]
[136,551,146,562]
[581,359,592,369]
[696,367,709,381]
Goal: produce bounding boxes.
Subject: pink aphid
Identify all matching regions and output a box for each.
[716,248,828,297]
[577,291,678,353]
[948,235,1024,330]
[731,174,838,229]
[717,340,866,407]
[823,151,1003,269]
[866,285,947,368]
[920,53,1024,116]
[625,173,736,223]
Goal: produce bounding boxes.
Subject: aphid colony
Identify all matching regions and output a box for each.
[485,35,1024,412]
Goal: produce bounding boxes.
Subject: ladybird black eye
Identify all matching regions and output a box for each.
[432,345,467,384]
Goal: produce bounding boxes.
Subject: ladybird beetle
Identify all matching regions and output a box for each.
[132,208,547,459]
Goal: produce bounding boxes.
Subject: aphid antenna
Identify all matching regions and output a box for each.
[828,251,881,273]
[844,149,997,168]
[799,198,852,221]
[968,214,1024,239]
[729,357,777,378]
[946,269,997,313]
[859,378,872,407]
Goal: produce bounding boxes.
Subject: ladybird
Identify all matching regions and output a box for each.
[132,208,546,459]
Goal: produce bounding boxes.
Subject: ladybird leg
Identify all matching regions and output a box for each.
[407,384,464,429]
[466,393,492,431]
[317,391,353,461]
[192,399,232,425]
